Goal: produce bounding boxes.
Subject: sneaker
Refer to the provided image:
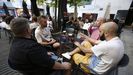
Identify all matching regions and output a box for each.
[62,52,71,59]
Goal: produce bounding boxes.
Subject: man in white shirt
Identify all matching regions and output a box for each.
[62,22,124,74]
[35,16,60,49]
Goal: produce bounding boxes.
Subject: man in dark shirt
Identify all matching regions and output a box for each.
[8,17,71,75]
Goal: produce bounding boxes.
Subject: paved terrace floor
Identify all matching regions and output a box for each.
[0,27,133,75]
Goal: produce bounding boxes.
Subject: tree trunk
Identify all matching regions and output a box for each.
[22,0,30,19]
[46,4,50,16]
[58,0,63,31]
[30,0,40,16]
[54,0,57,27]
[62,0,67,12]
[74,0,77,20]
[58,0,68,31]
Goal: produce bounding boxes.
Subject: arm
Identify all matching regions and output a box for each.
[79,32,101,45]
[53,62,71,70]
[40,40,53,46]
[41,39,56,46]
[35,32,55,45]
[74,41,93,53]
[28,44,71,70]
[79,45,93,53]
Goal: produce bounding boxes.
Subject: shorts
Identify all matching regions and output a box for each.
[72,41,93,73]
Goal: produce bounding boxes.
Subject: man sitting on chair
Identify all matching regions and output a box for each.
[62,22,124,74]
[35,15,60,49]
[8,18,71,75]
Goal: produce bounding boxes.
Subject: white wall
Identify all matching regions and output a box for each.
[7,0,132,18]
[93,0,132,14]
[67,0,132,18]
[0,0,7,2]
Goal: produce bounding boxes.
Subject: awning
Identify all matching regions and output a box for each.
[0,1,15,9]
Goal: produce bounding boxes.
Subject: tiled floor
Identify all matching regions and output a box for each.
[0,31,22,75]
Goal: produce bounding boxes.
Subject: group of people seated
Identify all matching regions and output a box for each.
[63,16,107,41]
[7,15,124,75]
[62,22,124,74]
[8,17,71,75]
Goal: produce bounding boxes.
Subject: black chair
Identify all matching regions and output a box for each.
[31,28,36,40]
[0,28,2,39]
[74,54,129,75]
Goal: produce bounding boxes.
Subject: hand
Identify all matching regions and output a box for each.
[47,52,54,56]
[74,41,81,47]
[62,62,71,70]
[52,39,56,42]
[79,32,89,39]
[49,39,56,44]
[79,32,87,38]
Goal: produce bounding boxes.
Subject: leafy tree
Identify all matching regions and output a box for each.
[37,0,45,5]
[68,0,92,6]
[35,0,92,31]
[68,0,92,20]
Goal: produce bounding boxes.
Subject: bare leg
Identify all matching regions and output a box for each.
[70,41,92,56]
[53,42,60,48]
[69,47,81,55]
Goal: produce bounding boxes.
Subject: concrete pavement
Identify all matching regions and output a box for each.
[0,27,133,75]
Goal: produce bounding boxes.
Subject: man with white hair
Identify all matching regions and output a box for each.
[88,17,106,40]
[62,22,124,74]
